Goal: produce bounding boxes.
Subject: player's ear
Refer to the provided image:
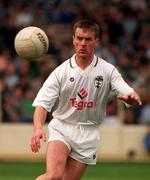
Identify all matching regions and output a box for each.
[73,35,75,45]
[95,38,99,47]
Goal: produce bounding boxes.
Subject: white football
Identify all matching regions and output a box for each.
[14,26,49,60]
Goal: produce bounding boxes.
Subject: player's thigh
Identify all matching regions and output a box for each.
[63,157,87,180]
[46,140,70,176]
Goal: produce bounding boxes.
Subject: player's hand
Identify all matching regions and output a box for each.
[31,128,46,153]
[118,92,142,106]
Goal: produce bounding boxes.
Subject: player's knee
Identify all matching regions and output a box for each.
[35,174,46,180]
[45,173,62,180]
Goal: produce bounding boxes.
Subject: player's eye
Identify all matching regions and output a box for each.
[75,36,93,42]
[85,37,92,41]
[77,36,83,41]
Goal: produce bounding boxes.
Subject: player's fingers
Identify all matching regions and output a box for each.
[117,95,127,101]
[118,94,142,106]
[128,93,142,106]
[31,136,40,153]
[35,136,41,149]
[133,97,142,106]
[138,99,142,106]
[31,137,39,153]
[31,137,38,152]
[127,93,134,99]
[42,133,47,142]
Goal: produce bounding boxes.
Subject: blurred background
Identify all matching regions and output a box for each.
[0,0,150,167]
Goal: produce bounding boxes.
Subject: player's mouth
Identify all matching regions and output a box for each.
[79,49,87,54]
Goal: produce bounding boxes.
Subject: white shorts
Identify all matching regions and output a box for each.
[48,119,100,165]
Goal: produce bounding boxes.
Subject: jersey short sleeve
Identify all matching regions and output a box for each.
[32,71,60,112]
[110,67,134,96]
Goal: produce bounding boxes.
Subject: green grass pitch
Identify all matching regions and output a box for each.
[0,161,150,180]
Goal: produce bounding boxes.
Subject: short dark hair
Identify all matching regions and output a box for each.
[73,19,100,39]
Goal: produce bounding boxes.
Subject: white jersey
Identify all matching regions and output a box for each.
[32,54,133,125]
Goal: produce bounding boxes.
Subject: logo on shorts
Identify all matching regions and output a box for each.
[70,88,94,110]
[93,154,96,159]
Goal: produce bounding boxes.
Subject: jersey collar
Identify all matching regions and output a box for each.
[69,54,98,68]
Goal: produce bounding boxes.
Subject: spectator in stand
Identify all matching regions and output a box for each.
[21,87,35,123]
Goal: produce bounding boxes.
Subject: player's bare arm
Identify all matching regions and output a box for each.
[31,106,47,153]
[118,92,142,106]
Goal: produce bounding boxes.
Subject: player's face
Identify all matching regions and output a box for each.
[73,28,99,58]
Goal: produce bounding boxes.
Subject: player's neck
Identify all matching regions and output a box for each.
[75,55,93,70]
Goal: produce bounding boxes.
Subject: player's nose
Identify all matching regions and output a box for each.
[81,39,86,45]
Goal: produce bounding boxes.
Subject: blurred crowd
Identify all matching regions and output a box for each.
[0,0,149,124]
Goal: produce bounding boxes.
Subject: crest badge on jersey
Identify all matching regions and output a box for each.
[94,75,103,88]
